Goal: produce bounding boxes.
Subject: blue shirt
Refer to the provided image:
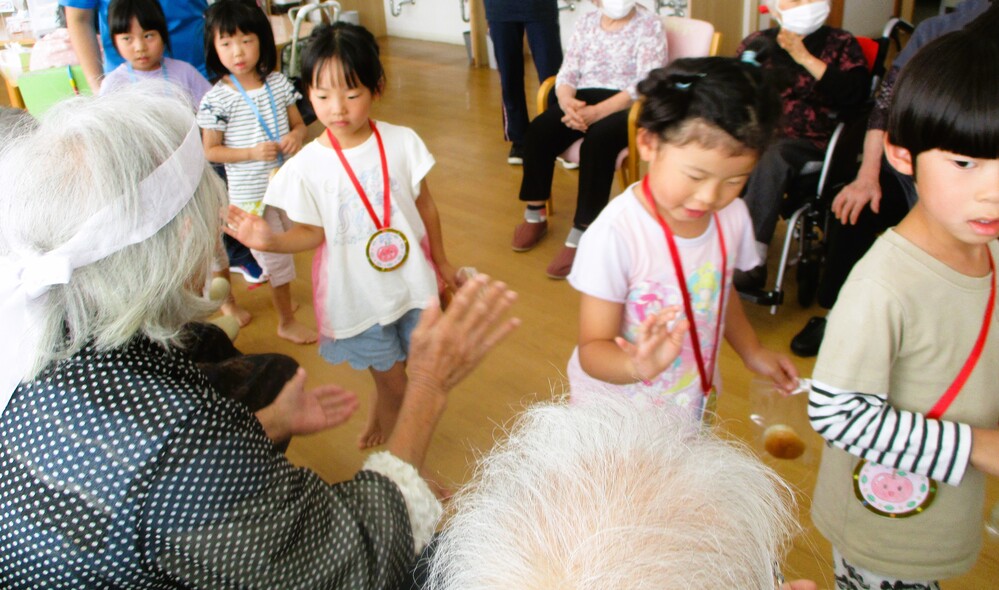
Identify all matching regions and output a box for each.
[59,0,208,77]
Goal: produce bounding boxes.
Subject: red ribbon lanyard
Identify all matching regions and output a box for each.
[326,120,390,230]
[641,176,727,396]
[926,251,996,420]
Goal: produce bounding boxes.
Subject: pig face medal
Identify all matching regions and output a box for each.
[327,121,408,272]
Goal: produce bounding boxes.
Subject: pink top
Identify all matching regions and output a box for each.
[555,8,668,99]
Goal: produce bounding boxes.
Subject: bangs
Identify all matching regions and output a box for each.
[108,0,170,50]
[888,32,999,159]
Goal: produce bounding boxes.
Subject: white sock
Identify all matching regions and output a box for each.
[565,227,584,248]
[524,207,547,223]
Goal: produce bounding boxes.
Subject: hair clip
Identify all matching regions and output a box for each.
[675,81,693,90]
[674,73,706,91]
[741,50,762,67]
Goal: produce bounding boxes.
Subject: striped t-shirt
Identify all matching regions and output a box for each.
[197,72,301,205]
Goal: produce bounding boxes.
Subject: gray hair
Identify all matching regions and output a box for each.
[426,396,799,589]
[0,106,38,156]
[0,81,226,377]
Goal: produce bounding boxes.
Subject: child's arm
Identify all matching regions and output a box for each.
[578,294,688,384]
[278,103,308,157]
[414,180,460,290]
[809,381,987,486]
[202,128,279,164]
[225,205,324,253]
[723,290,798,393]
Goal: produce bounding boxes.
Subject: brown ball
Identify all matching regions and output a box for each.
[763,424,805,460]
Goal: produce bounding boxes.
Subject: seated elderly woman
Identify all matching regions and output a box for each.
[511,0,667,279]
[424,395,816,589]
[0,84,518,588]
[734,0,870,291]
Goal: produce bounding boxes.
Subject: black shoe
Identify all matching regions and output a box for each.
[733,264,767,292]
[507,143,525,165]
[791,316,826,357]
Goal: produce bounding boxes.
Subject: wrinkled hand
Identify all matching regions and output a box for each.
[223,204,273,251]
[406,274,519,395]
[615,307,689,383]
[743,347,799,395]
[279,132,303,157]
[250,141,280,162]
[831,175,882,225]
[260,368,359,441]
[777,29,811,64]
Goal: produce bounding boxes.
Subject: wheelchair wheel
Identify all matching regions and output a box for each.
[796,255,820,307]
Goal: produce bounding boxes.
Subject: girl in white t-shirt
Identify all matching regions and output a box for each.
[225,23,463,451]
[568,57,799,423]
[198,0,314,344]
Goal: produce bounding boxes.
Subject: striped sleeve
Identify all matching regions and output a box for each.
[808,379,973,486]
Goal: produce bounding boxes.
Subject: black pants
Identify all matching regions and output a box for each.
[742,137,825,245]
[519,88,630,229]
[816,158,911,309]
[488,17,563,145]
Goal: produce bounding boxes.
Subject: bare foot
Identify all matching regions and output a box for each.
[277,320,317,344]
[291,300,301,313]
[221,300,252,327]
[358,413,385,449]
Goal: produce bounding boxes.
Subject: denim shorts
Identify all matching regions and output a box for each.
[319,308,423,371]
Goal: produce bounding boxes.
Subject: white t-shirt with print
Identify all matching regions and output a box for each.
[264,120,437,339]
[567,186,759,421]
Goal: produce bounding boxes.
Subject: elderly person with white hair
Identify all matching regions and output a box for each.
[0,83,518,589]
[733,0,870,292]
[424,396,817,589]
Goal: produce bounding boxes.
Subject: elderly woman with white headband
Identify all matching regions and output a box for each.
[733,0,870,292]
[0,83,518,588]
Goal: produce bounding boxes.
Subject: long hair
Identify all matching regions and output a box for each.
[425,396,799,589]
[888,27,999,160]
[0,81,227,378]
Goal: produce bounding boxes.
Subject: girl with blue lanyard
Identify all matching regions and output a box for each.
[198,0,315,344]
[99,0,211,108]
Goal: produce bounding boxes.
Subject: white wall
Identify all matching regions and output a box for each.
[842,0,893,38]
[383,0,470,45]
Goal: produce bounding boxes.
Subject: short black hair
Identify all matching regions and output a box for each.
[203,0,276,83]
[888,29,999,160]
[302,22,385,93]
[108,0,171,54]
[637,56,781,155]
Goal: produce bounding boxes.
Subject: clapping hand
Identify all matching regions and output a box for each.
[615,307,689,384]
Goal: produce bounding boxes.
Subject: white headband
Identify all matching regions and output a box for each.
[0,123,204,416]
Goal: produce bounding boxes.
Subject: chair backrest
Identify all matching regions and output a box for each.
[661,16,719,61]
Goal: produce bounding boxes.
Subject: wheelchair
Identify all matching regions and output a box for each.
[738,17,913,314]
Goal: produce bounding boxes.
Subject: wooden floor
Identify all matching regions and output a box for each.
[227,37,999,588]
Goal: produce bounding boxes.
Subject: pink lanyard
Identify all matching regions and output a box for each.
[326,120,390,230]
[641,176,727,396]
[926,251,995,419]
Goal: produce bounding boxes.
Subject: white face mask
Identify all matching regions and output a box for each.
[600,0,636,20]
[777,1,830,36]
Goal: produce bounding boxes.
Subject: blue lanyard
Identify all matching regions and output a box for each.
[230,75,284,165]
[126,60,168,83]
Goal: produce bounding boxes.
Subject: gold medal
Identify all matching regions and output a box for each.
[366,228,409,272]
[853,459,936,518]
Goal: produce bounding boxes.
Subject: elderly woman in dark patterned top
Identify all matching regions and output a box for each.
[0,82,518,589]
[733,0,870,291]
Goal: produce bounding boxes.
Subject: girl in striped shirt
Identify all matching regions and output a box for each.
[197,0,315,344]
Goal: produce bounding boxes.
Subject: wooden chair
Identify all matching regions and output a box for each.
[535,16,720,215]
